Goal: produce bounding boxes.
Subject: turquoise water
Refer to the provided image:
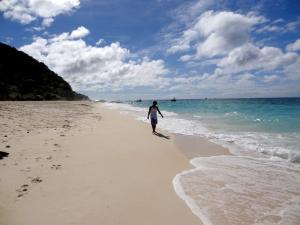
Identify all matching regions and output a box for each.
[116,98,300,162]
[130,98,300,133]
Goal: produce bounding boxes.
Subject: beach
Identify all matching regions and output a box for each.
[2,101,299,225]
[1,0,299,223]
[0,101,225,225]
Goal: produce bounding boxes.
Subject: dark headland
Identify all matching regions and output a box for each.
[0,42,89,101]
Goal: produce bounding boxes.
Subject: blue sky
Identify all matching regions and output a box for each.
[1,0,300,100]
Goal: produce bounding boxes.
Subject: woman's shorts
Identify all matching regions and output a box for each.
[151,118,157,125]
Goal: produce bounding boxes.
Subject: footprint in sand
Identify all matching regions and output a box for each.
[31,177,42,183]
[35,157,41,162]
[62,124,71,128]
[46,156,52,160]
[20,167,31,172]
[51,164,62,170]
[16,184,29,198]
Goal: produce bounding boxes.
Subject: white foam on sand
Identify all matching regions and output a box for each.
[173,171,214,225]
[173,155,300,225]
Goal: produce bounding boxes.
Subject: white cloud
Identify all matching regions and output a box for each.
[263,75,279,83]
[236,73,256,86]
[167,10,265,57]
[70,26,90,39]
[170,0,215,24]
[19,27,170,91]
[256,25,283,33]
[286,39,300,52]
[41,17,54,27]
[195,11,265,57]
[163,3,300,98]
[285,17,300,32]
[0,0,80,27]
[218,43,298,74]
[284,59,300,80]
[256,17,300,34]
[96,38,105,46]
[179,54,193,62]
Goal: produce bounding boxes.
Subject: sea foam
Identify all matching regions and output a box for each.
[174,156,300,225]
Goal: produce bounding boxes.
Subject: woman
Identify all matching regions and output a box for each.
[147,101,163,133]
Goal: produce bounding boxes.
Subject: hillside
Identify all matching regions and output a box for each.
[0,43,89,101]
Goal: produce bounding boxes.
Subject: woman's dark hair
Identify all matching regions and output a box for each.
[153,101,157,106]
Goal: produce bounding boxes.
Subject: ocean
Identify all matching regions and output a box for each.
[104,98,300,225]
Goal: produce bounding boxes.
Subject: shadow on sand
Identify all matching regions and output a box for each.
[153,132,170,139]
[0,151,9,160]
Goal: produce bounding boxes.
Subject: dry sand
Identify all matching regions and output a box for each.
[0,101,209,225]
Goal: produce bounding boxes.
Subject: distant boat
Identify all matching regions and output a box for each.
[135,99,142,102]
[171,97,176,102]
[110,100,123,103]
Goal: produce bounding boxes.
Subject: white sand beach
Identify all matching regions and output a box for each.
[0,101,232,225]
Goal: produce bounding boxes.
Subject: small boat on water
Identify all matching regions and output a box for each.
[135,99,142,102]
[171,97,176,102]
[111,100,123,103]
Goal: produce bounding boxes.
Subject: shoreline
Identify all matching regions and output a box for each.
[118,102,300,225]
[174,134,230,160]
[172,134,230,225]
[3,101,297,225]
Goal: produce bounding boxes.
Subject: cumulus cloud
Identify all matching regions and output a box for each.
[167,10,265,57]
[286,39,300,52]
[19,27,170,91]
[70,26,90,39]
[0,0,80,27]
[218,43,298,74]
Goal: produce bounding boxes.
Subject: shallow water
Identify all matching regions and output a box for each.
[174,156,300,225]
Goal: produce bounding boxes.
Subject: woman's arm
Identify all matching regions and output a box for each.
[157,107,163,118]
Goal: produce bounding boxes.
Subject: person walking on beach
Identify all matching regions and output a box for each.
[147,101,163,133]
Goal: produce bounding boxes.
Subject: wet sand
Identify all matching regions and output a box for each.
[175,134,230,159]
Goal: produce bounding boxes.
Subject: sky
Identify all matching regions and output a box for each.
[1,0,300,100]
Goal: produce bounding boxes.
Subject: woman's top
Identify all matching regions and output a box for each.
[150,106,157,119]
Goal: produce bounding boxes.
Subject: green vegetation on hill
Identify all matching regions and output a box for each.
[0,43,89,101]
